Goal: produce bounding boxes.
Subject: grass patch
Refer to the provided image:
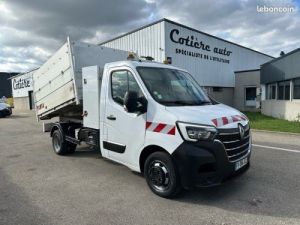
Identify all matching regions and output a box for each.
[244,112,300,133]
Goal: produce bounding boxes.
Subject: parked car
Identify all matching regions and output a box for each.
[0,103,12,118]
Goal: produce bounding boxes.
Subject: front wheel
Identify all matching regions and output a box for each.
[144,152,181,198]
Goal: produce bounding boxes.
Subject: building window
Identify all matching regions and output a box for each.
[245,87,256,107]
[278,81,290,100]
[267,83,277,100]
[212,87,222,92]
[294,78,300,99]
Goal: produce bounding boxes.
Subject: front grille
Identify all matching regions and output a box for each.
[216,123,250,162]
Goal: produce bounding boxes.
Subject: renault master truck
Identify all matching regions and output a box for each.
[34,38,251,198]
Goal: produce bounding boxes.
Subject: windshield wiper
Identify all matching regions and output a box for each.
[160,100,211,106]
[160,100,187,105]
[198,101,212,105]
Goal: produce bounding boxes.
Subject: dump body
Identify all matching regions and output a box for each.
[33,38,128,120]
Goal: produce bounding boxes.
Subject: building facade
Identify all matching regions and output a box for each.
[100,18,273,106]
[261,48,300,121]
[10,69,36,110]
[234,69,261,112]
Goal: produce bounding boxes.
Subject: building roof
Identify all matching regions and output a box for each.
[234,69,260,74]
[99,18,274,59]
[261,47,300,67]
[8,68,39,80]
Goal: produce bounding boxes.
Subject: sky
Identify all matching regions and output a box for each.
[0,0,299,72]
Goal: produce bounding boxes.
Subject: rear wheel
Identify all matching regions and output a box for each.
[144,152,181,198]
[52,129,76,155]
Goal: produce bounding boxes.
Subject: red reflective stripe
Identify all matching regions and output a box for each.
[167,126,176,135]
[145,121,152,129]
[222,117,228,125]
[232,115,239,122]
[240,115,247,120]
[212,119,218,126]
[153,123,166,132]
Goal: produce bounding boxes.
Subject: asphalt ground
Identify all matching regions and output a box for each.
[0,110,300,225]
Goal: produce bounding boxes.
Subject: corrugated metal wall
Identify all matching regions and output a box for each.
[102,21,165,63]
[261,49,300,84]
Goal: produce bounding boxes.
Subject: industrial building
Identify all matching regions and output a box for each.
[10,69,36,110]
[100,18,273,106]
[261,48,300,121]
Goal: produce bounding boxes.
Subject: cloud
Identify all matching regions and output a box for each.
[154,0,300,56]
[0,0,157,72]
[0,0,299,72]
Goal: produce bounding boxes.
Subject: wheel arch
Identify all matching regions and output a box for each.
[50,122,80,137]
[50,123,64,137]
[139,145,170,174]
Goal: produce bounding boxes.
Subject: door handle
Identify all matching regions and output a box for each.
[107,115,116,120]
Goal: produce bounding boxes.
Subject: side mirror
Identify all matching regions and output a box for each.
[124,91,139,113]
[124,91,147,114]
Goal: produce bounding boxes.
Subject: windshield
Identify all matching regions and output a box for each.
[137,67,211,106]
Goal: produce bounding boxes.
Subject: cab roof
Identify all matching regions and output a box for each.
[104,60,187,72]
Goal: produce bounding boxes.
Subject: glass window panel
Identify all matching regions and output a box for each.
[246,87,256,100]
[271,84,276,99]
[278,82,284,100]
[111,71,128,105]
[285,82,290,100]
[294,78,300,99]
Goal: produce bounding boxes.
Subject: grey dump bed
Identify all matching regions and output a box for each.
[33,38,128,120]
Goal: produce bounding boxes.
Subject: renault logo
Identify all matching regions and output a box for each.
[238,124,245,140]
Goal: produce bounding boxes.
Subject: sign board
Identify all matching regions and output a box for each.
[165,22,273,87]
[12,71,34,98]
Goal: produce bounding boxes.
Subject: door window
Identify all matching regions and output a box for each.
[111,70,144,110]
[111,71,128,105]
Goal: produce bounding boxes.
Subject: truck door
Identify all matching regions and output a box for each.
[104,69,147,165]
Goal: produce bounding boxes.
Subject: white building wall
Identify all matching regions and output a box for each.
[11,70,34,98]
[262,100,300,121]
[164,21,273,87]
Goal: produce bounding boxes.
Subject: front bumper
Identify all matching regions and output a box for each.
[171,140,251,189]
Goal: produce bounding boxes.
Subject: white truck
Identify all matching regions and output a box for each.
[34,38,251,198]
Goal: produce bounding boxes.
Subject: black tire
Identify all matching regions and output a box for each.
[52,129,76,155]
[144,152,181,198]
[66,142,77,154]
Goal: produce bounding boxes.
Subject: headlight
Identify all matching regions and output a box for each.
[177,122,217,142]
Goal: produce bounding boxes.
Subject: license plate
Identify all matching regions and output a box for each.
[235,157,248,171]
